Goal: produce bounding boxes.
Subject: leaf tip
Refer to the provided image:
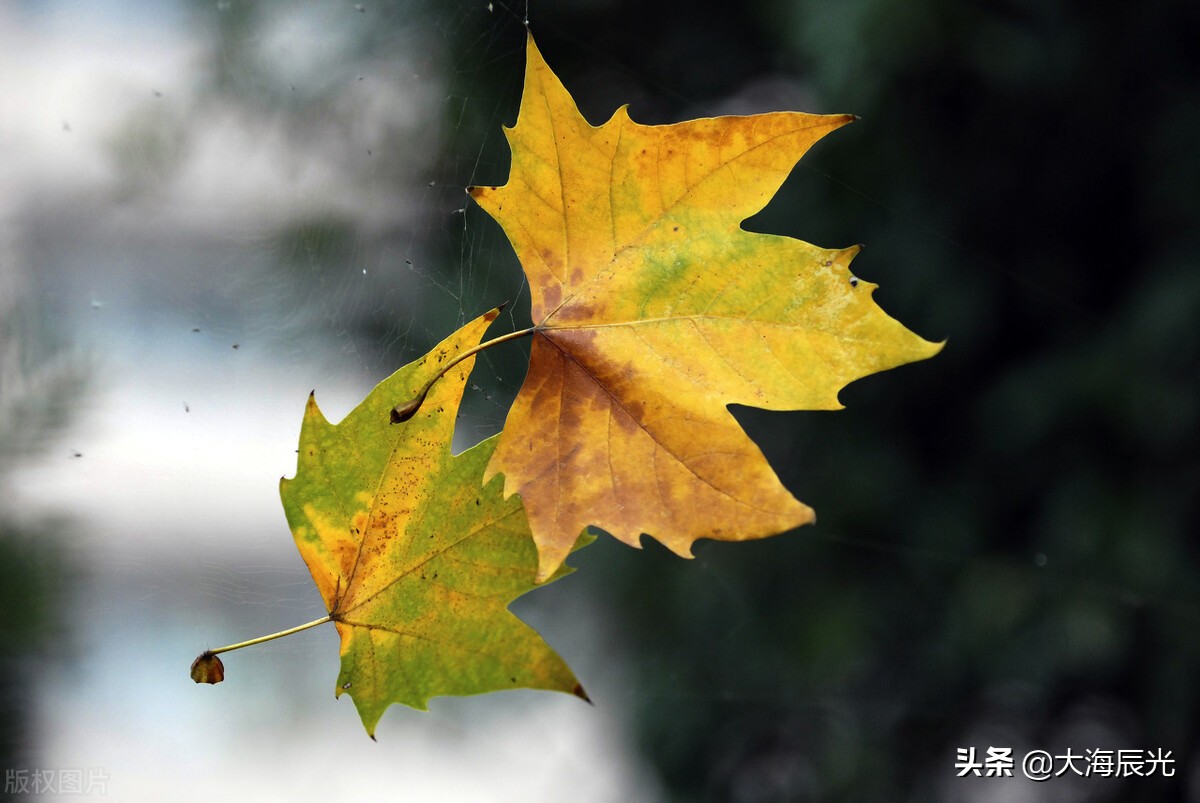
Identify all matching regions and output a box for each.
[673,543,697,560]
[467,184,501,209]
[304,391,329,425]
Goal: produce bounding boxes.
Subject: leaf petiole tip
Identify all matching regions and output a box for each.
[192,614,333,682]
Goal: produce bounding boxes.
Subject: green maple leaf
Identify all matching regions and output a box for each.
[279,309,587,736]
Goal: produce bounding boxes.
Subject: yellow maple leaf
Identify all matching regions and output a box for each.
[472,35,942,581]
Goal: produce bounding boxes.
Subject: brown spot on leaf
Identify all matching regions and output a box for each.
[541,283,562,311]
[539,247,562,273]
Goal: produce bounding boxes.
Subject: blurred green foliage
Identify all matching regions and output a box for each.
[460,2,1200,800]
[0,266,82,771]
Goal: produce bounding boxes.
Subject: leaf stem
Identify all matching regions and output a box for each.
[391,325,537,423]
[206,614,333,656]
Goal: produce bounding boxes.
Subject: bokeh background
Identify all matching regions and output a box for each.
[2,0,1198,800]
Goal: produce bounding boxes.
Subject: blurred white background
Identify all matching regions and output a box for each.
[1,2,659,799]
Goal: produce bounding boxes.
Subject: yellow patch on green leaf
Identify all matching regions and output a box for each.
[279,309,588,736]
